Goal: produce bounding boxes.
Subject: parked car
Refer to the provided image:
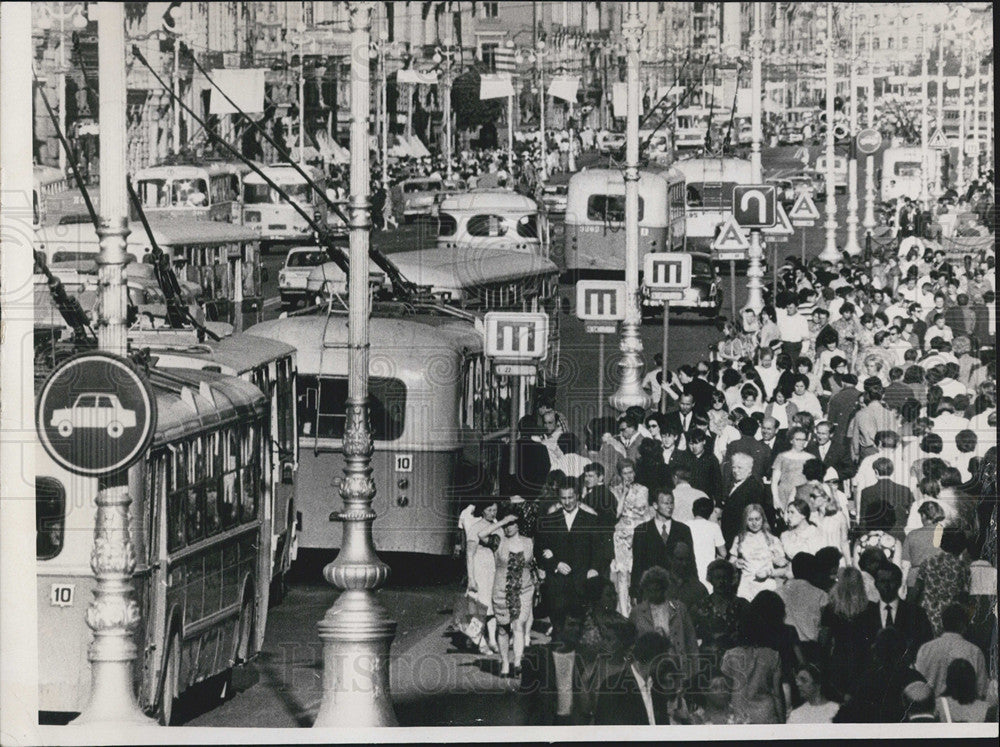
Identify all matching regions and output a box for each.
[393,177,444,222]
[598,132,626,154]
[278,245,332,308]
[643,250,721,318]
[540,184,568,214]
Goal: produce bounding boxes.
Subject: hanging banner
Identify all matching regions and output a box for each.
[612,82,628,118]
[209,68,266,114]
[480,73,514,100]
[397,69,439,85]
[548,76,580,104]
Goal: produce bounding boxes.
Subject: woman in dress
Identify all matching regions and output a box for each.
[714,321,747,365]
[611,460,652,616]
[804,484,851,561]
[692,559,751,678]
[770,427,813,515]
[818,567,877,701]
[787,663,840,723]
[729,504,788,602]
[913,526,971,636]
[479,505,536,678]
[458,500,500,653]
[706,390,731,442]
[779,499,825,570]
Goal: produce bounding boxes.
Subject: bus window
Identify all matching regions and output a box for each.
[894,161,921,177]
[438,213,458,237]
[168,445,186,552]
[138,179,169,208]
[210,176,232,204]
[300,375,406,441]
[205,434,221,535]
[222,430,238,528]
[186,441,204,542]
[586,195,644,222]
[240,426,258,522]
[670,183,685,210]
[467,214,509,238]
[173,179,208,208]
[276,359,295,457]
[516,214,538,239]
[36,477,66,560]
[244,183,272,204]
[686,182,735,209]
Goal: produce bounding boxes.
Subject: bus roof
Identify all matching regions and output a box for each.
[388,246,558,290]
[34,164,65,187]
[439,190,538,213]
[149,368,267,446]
[671,157,753,182]
[133,162,247,180]
[35,219,260,252]
[565,168,677,223]
[147,333,296,376]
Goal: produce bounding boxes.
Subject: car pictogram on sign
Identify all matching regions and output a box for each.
[50,393,138,439]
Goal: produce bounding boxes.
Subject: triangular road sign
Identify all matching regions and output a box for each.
[764,201,794,237]
[711,214,751,252]
[788,192,821,223]
[928,128,949,149]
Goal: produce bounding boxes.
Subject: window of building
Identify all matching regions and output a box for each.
[480,42,499,72]
[481,3,498,18]
[901,37,908,49]
[887,37,894,50]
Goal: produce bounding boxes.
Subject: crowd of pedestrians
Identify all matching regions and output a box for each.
[453,183,997,725]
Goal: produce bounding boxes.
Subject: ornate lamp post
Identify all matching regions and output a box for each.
[919,22,930,209]
[609,2,651,413]
[842,7,861,256]
[288,23,314,165]
[514,40,549,183]
[71,1,156,727]
[818,2,841,264]
[432,42,457,182]
[862,61,876,236]
[36,2,89,171]
[372,34,407,189]
[743,3,766,315]
[313,1,398,728]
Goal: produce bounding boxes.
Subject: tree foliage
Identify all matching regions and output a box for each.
[451,67,505,133]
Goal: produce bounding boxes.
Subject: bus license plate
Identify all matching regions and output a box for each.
[50,583,75,607]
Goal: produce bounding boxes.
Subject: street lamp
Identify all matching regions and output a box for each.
[432,42,458,182]
[314,1,397,728]
[371,33,407,189]
[862,56,877,236]
[818,2,841,264]
[608,2,651,413]
[742,3,766,315]
[36,2,89,172]
[842,6,862,256]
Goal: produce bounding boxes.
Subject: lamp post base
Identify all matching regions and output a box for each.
[609,320,651,413]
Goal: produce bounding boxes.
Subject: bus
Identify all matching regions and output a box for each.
[140,333,299,602]
[564,167,686,274]
[670,156,753,255]
[247,313,528,557]
[33,165,70,228]
[35,219,264,329]
[37,367,271,724]
[241,164,335,249]
[133,162,249,223]
[435,190,546,256]
[881,147,948,203]
[673,107,711,150]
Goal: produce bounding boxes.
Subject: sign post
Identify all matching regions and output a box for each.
[762,202,794,304]
[788,192,820,263]
[732,185,777,314]
[711,214,750,321]
[576,281,626,419]
[642,254,691,412]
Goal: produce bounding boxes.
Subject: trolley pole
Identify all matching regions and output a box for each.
[314,1,398,728]
[72,2,155,726]
[609,2,650,413]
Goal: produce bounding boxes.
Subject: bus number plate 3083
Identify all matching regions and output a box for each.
[50,584,75,607]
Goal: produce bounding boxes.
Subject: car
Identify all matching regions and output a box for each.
[394,177,444,222]
[784,174,817,202]
[278,246,332,308]
[51,393,137,439]
[814,155,848,193]
[598,132,626,154]
[643,251,721,318]
[737,123,753,146]
[304,261,349,306]
[540,184,568,214]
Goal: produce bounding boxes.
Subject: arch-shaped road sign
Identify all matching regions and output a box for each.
[36,351,157,477]
[732,185,777,228]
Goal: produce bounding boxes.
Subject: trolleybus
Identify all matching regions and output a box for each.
[670,156,753,255]
[133,161,249,223]
[241,164,333,249]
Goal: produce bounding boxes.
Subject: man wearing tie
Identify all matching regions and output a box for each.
[814,420,849,476]
[537,477,600,633]
[721,453,774,547]
[629,490,693,603]
[863,563,932,664]
[664,394,707,450]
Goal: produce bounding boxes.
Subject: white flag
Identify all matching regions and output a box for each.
[209,69,266,115]
[548,76,579,103]
[480,73,514,100]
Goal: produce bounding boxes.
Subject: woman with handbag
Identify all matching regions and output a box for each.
[459,501,500,653]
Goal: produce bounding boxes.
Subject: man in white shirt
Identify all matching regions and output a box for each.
[755,349,781,400]
[776,298,812,361]
[669,468,708,523]
[687,497,726,591]
[915,603,989,698]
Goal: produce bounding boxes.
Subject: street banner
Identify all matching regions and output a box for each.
[494,46,516,73]
[480,73,515,100]
[548,76,580,104]
[612,82,630,118]
[209,68,266,114]
[398,68,439,85]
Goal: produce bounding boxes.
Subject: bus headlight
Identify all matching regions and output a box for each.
[396,495,409,507]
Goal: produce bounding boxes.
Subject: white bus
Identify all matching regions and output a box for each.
[242,164,338,249]
[670,156,754,255]
[133,161,249,223]
[881,147,947,203]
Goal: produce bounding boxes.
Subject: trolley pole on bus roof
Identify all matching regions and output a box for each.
[609,2,651,413]
[314,2,398,729]
[72,2,155,727]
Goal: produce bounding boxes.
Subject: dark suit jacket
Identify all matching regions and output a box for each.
[661,447,696,484]
[860,599,933,664]
[827,387,862,432]
[859,479,914,536]
[537,508,600,585]
[664,410,709,438]
[723,437,772,482]
[593,665,673,725]
[517,643,586,725]
[721,476,774,547]
[683,378,716,415]
[582,486,617,576]
[630,599,699,663]
[816,438,851,477]
[629,519,694,599]
[687,451,723,499]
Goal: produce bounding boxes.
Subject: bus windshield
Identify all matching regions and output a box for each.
[171,179,208,207]
[587,194,645,222]
[297,375,405,441]
[244,182,312,205]
[686,182,736,209]
[893,161,921,177]
[138,179,170,208]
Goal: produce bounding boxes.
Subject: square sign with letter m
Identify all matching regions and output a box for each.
[484,312,549,362]
[576,280,627,321]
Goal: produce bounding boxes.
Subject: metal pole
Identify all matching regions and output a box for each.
[819,2,840,263]
[935,27,944,136]
[508,95,514,173]
[971,48,981,179]
[956,45,968,193]
[568,102,576,172]
[749,3,762,183]
[730,260,737,321]
[71,2,155,726]
[314,2,397,728]
[299,36,307,164]
[380,42,389,188]
[597,334,605,418]
[58,1,67,172]
[443,49,453,182]
[538,52,547,182]
[863,68,875,233]
[660,304,669,415]
[843,8,861,255]
[609,2,650,413]
[172,37,181,155]
[919,29,930,208]
[772,242,778,300]
[508,377,518,476]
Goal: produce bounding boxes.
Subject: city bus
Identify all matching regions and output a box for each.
[673,107,711,150]
[241,163,333,250]
[670,156,753,255]
[36,367,271,724]
[563,167,686,274]
[140,333,299,602]
[880,146,947,203]
[34,219,264,328]
[133,161,249,223]
[247,313,528,557]
[435,190,547,256]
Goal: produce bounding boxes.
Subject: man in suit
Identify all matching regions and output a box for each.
[826,373,862,431]
[685,429,722,498]
[660,424,695,481]
[616,412,646,463]
[814,420,850,476]
[757,416,781,477]
[723,417,771,485]
[678,367,715,416]
[721,453,775,546]
[862,563,932,665]
[629,489,694,602]
[537,477,601,633]
[859,458,913,539]
[593,632,688,725]
[580,463,617,578]
[663,393,708,450]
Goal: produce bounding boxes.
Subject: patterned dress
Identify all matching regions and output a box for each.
[917,551,971,637]
[487,534,536,627]
[611,483,651,575]
[730,531,785,601]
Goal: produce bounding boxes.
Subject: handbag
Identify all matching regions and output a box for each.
[452,591,489,646]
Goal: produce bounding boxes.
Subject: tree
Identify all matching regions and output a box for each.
[451,67,505,133]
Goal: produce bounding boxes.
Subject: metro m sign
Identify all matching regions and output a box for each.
[643,253,691,293]
[576,280,627,321]
[484,312,549,362]
[732,185,777,228]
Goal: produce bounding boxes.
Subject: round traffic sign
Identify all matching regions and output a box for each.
[856,128,882,155]
[36,351,156,477]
